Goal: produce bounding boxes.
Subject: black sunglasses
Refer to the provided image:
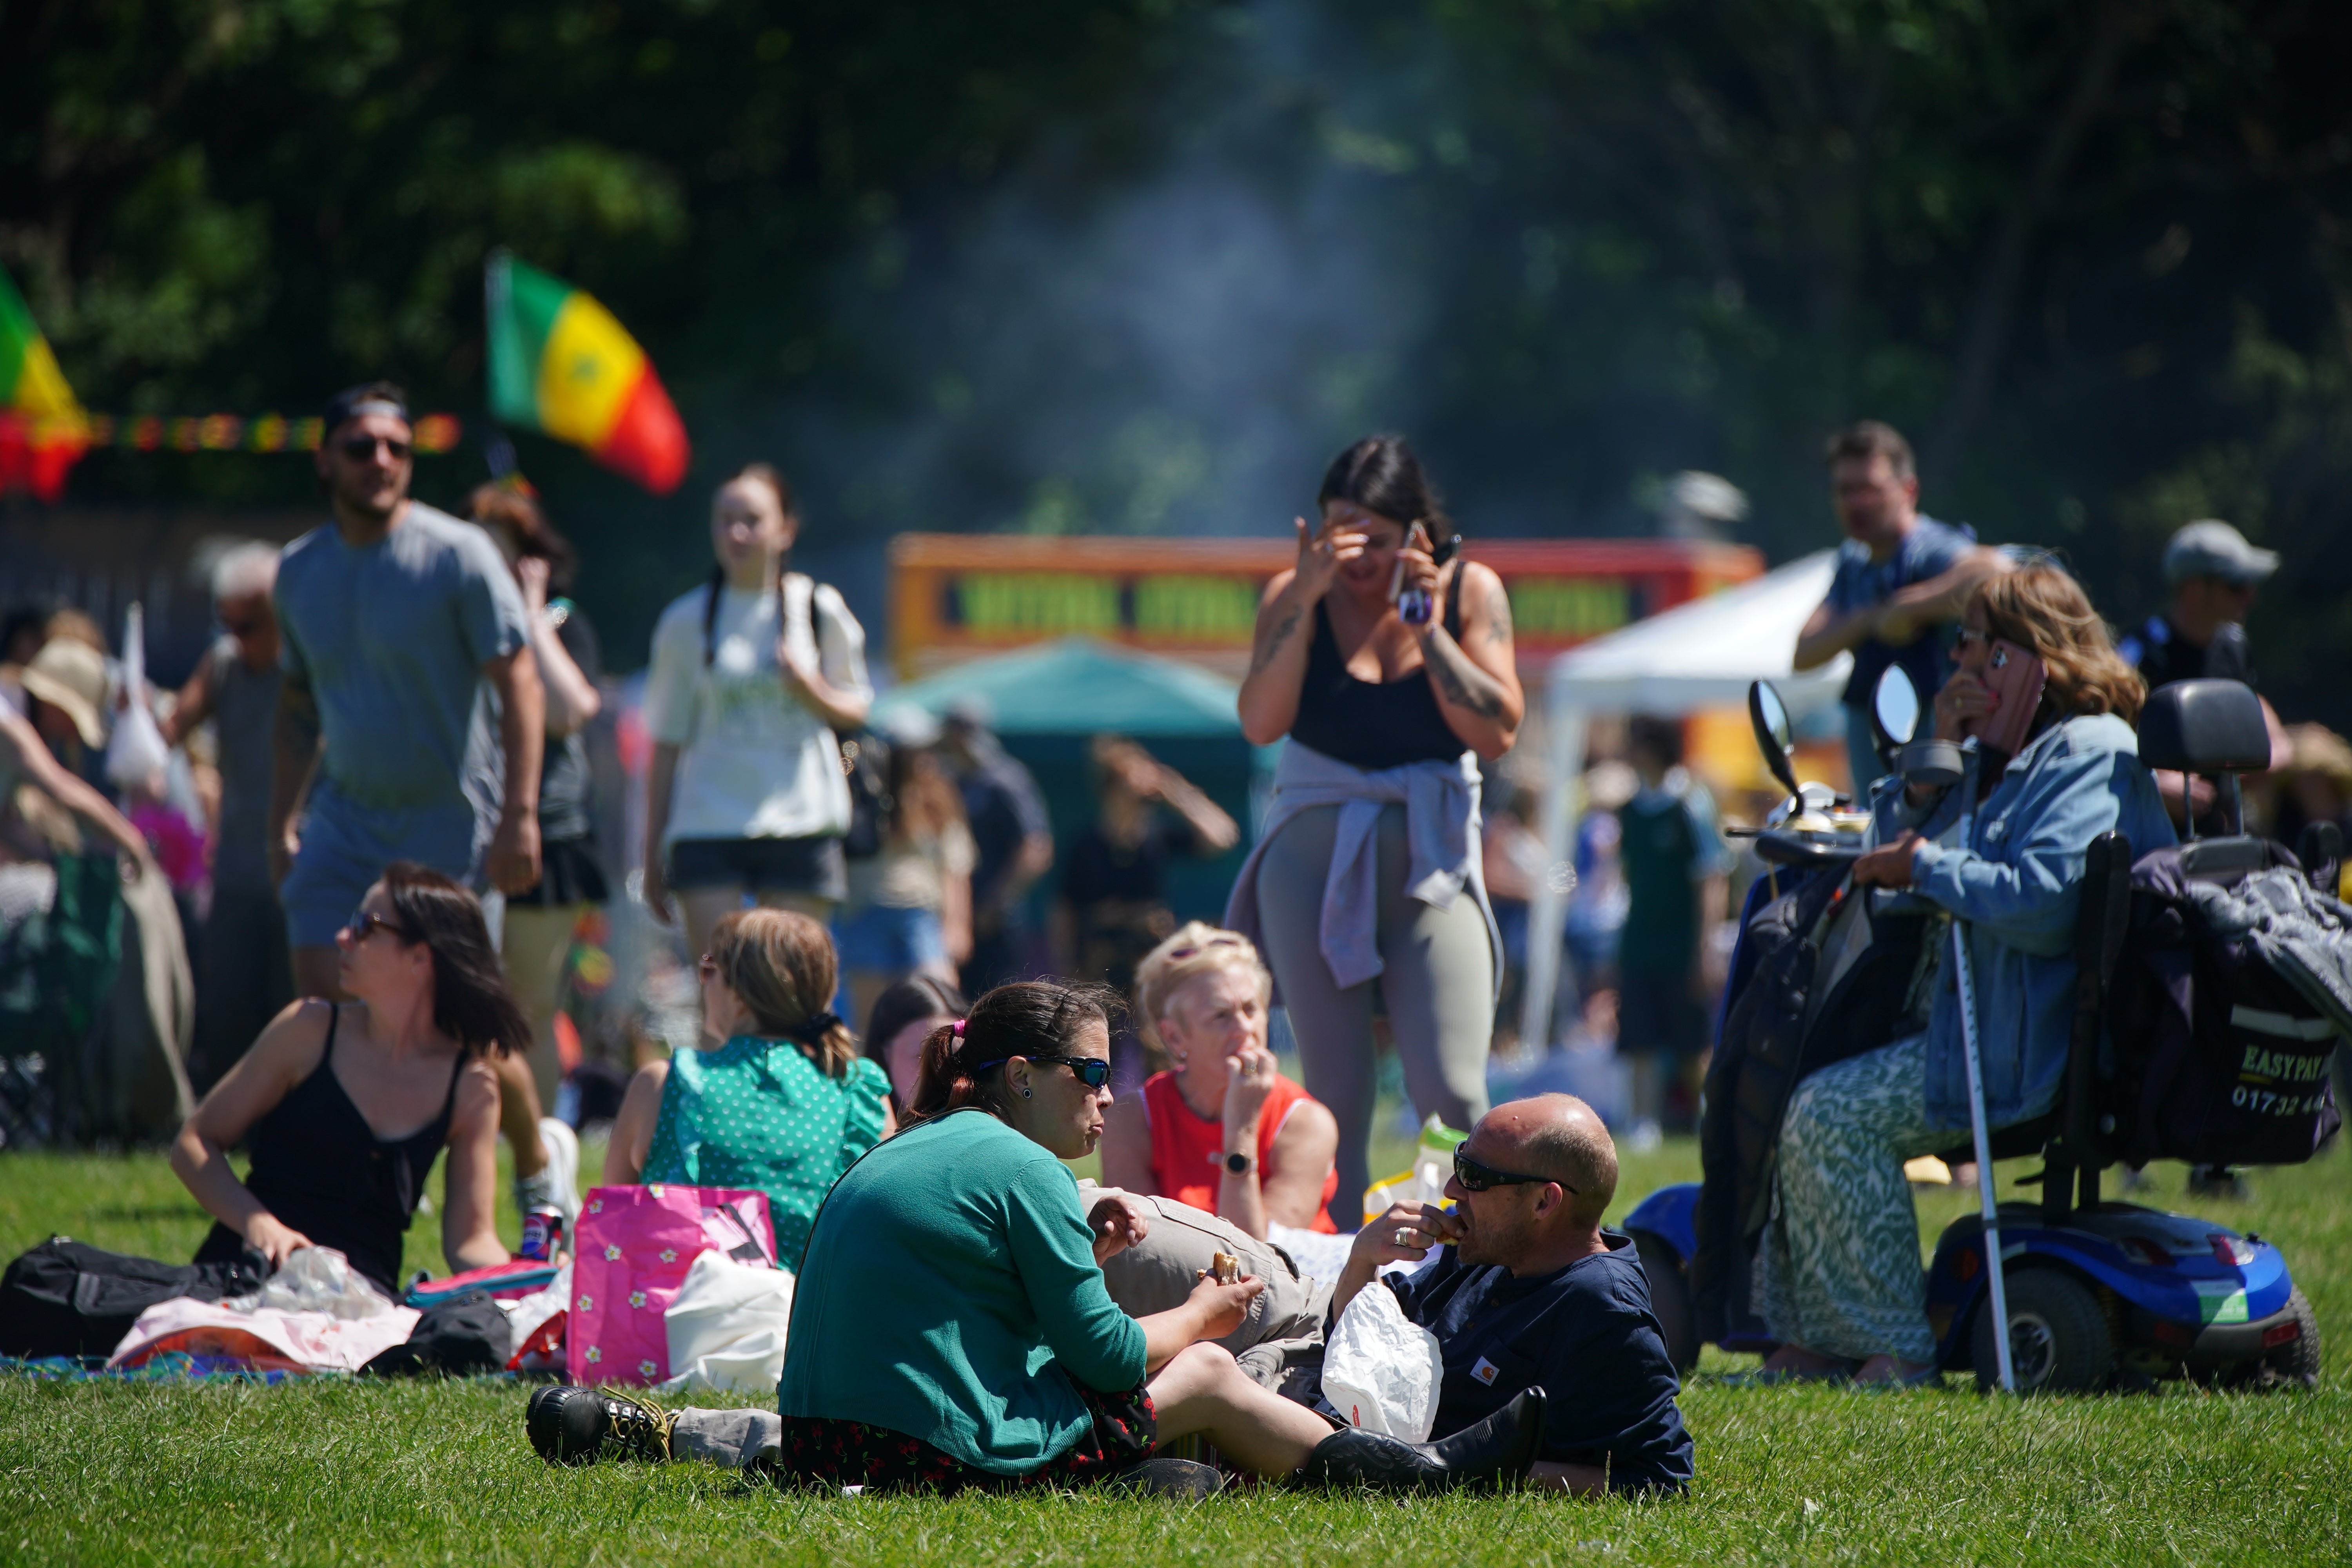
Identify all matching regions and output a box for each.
[1034,1054,1111,1089]
[1454,1147,1566,1194]
[339,434,413,461]
[342,908,411,944]
[972,1053,1112,1090]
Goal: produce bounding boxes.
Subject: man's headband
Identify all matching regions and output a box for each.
[322,386,411,435]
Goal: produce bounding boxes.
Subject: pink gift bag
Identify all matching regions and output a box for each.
[566,1184,777,1387]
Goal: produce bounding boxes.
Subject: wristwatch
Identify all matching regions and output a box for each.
[1223,1150,1256,1176]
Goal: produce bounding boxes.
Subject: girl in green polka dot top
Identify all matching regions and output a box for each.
[604,908,894,1266]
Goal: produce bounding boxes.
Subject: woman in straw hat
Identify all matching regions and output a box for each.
[2,636,151,875]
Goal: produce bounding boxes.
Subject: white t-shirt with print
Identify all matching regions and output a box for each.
[642,574,871,846]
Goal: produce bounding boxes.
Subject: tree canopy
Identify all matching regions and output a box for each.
[7,0,2351,722]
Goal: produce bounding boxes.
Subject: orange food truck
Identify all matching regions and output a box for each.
[887,533,1763,680]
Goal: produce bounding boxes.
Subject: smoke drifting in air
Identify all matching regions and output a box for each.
[778,0,1446,561]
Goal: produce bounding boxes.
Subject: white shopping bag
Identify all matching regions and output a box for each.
[1320,1277,1443,1441]
[656,1249,793,1395]
[104,604,170,791]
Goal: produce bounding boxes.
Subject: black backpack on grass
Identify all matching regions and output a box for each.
[0,1237,265,1360]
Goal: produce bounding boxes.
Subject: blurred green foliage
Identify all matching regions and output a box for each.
[6,0,2352,726]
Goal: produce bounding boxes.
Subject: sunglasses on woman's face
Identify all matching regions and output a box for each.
[343,909,406,944]
[1453,1147,1565,1194]
[1033,1055,1113,1090]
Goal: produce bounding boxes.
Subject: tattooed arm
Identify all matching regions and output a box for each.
[1414,561,1523,760]
[1239,515,1362,745]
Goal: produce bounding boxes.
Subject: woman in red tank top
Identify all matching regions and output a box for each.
[1098,923,1340,1237]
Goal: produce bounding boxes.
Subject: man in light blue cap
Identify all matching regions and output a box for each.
[2118,517,2280,697]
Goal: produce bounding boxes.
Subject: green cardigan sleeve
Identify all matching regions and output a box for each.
[1001,1156,1148,1392]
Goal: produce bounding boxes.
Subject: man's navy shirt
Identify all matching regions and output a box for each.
[1383,1231,1693,1494]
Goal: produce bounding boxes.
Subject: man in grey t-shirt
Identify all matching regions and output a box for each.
[269,381,544,1000]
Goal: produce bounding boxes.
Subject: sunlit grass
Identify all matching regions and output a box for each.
[3,1135,2348,1564]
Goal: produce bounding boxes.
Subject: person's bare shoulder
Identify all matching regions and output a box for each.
[1272,1089,1338,1151]
[451,1054,503,1125]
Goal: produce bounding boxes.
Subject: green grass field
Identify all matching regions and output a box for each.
[3,1133,2350,1565]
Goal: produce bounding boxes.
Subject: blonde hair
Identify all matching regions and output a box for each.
[1972,562,2147,728]
[1131,922,1272,1053]
[706,908,857,1076]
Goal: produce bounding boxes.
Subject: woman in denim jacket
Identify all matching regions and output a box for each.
[1753,562,2174,1385]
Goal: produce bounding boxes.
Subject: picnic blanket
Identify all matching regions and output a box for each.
[108,1298,420,1373]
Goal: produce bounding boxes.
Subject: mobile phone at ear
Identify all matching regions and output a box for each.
[1396,522,1433,624]
[1974,638,2047,756]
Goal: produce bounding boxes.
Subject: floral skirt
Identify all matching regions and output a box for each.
[779,1380,1155,1494]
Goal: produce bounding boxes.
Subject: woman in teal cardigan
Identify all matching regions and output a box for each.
[775,979,1544,1493]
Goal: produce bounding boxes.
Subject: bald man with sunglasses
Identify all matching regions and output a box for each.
[1336,1094,1692,1495]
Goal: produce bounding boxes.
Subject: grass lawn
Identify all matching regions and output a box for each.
[3,1132,2350,1564]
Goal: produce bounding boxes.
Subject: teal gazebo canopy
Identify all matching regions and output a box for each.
[874,637,1244,738]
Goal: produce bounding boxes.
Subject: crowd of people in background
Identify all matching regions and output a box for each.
[4,396,2337,1187]
[2,379,2340,1490]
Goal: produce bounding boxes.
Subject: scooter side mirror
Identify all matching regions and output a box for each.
[1869,664,1964,789]
[1873,665,1921,746]
[1748,680,1799,798]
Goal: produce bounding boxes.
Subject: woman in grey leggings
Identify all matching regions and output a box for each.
[1228,436,1523,1228]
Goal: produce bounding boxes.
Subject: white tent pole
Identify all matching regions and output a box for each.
[1519,686,1585,1053]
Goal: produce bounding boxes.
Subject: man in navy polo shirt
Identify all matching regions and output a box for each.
[1792,421,2008,793]
[1340,1094,1693,1495]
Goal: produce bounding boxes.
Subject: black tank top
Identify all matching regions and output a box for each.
[194,1003,465,1297]
[1286,570,1469,771]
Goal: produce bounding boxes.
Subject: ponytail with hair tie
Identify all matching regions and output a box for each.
[784,1011,846,1048]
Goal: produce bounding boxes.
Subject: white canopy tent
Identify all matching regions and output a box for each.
[1518,548,1855,1047]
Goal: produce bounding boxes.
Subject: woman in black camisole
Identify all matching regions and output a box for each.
[172,863,531,1296]
[1233,436,1524,1225]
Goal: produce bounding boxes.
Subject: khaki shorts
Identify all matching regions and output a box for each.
[1080,1185,1334,1387]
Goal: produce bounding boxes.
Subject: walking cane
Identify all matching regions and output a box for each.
[1950,743,2016,1392]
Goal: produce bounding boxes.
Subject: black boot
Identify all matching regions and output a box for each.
[1292,1387,1547,1492]
[1103,1457,1227,1499]
[526,1385,677,1466]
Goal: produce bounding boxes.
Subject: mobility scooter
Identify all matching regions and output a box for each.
[1626,671,2332,1391]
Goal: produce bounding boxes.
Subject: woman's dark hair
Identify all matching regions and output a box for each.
[379,862,532,1057]
[707,907,858,1076]
[1626,715,1684,769]
[864,974,968,1088]
[1318,434,1451,536]
[906,980,1120,1124]
[464,481,579,592]
[703,462,798,667]
[884,740,963,840]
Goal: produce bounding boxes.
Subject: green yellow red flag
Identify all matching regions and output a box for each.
[0,265,91,500]
[485,251,689,494]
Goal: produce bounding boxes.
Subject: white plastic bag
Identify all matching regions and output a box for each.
[655,1249,793,1395]
[1320,1278,1443,1441]
[103,603,169,791]
[221,1246,398,1321]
